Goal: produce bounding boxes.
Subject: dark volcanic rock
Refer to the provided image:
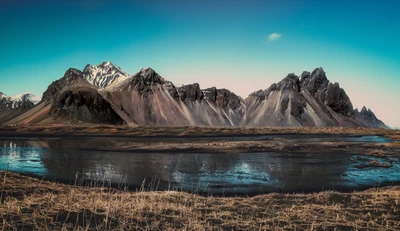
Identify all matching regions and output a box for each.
[23,66,124,125]
[245,67,380,127]
[276,73,300,92]
[202,87,218,102]
[177,83,204,102]
[50,88,123,124]
[42,68,86,102]
[324,82,353,116]
[203,87,242,110]
[300,67,329,96]
[216,89,241,110]
[290,96,307,118]
[249,89,266,100]
[129,68,166,93]
[163,82,180,99]
[299,68,353,116]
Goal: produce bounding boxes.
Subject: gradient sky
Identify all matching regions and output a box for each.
[0,0,399,127]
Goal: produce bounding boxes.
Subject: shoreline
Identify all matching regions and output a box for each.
[5,170,400,197]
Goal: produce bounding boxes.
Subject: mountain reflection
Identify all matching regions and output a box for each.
[0,137,399,194]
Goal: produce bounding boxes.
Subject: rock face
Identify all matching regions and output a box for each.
[42,68,87,102]
[203,87,242,111]
[50,88,123,124]
[300,68,353,116]
[244,67,376,127]
[177,83,203,102]
[2,62,387,128]
[354,106,386,128]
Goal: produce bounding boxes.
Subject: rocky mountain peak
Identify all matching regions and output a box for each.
[360,106,368,113]
[83,61,129,89]
[311,67,325,77]
[138,67,162,83]
[300,71,311,79]
[323,82,353,116]
[300,67,329,95]
[128,68,166,93]
[65,68,84,79]
[2,62,387,129]
[177,83,203,102]
[42,68,87,101]
[354,106,386,128]
[203,87,218,102]
[247,67,355,119]
[203,87,242,110]
[277,73,300,91]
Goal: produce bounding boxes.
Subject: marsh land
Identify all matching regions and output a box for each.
[0,126,399,230]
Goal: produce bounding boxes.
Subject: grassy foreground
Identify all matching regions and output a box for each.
[1,172,399,230]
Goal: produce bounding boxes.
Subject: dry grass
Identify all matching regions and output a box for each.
[0,125,398,138]
[1,172,400,230]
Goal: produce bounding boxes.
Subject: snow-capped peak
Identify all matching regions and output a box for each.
[83,61,130,89]
[0,92,41,109]
[9,92,41,104]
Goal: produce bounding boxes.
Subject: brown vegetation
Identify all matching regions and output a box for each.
[0,125,398,138]
[1,171,400,230]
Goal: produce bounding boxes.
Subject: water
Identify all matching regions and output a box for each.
[0,135,399,195]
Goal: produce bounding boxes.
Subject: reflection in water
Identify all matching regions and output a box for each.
[344,156,400,187]
[0,141,47,176]
[0,136,399,195]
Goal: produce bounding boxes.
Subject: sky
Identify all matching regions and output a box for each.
[0,0,399,128]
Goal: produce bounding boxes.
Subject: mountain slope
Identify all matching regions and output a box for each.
[103,68,245,126]
[6,68,123,125]
[1,63,387,128]
[243,68,376,127]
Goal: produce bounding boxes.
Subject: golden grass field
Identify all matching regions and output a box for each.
[1,171,400,231]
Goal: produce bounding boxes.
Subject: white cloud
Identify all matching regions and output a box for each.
[268,33,282,42]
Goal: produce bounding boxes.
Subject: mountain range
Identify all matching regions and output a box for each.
[0,61,387,128]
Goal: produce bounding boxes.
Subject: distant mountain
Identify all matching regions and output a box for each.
[0,92,40,123]
[354,106,386,128]
[1,62,388,128]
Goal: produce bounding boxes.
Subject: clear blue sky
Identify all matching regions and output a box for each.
[0,0,399,127]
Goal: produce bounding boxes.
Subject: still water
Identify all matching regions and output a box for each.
[0,135,399,195]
